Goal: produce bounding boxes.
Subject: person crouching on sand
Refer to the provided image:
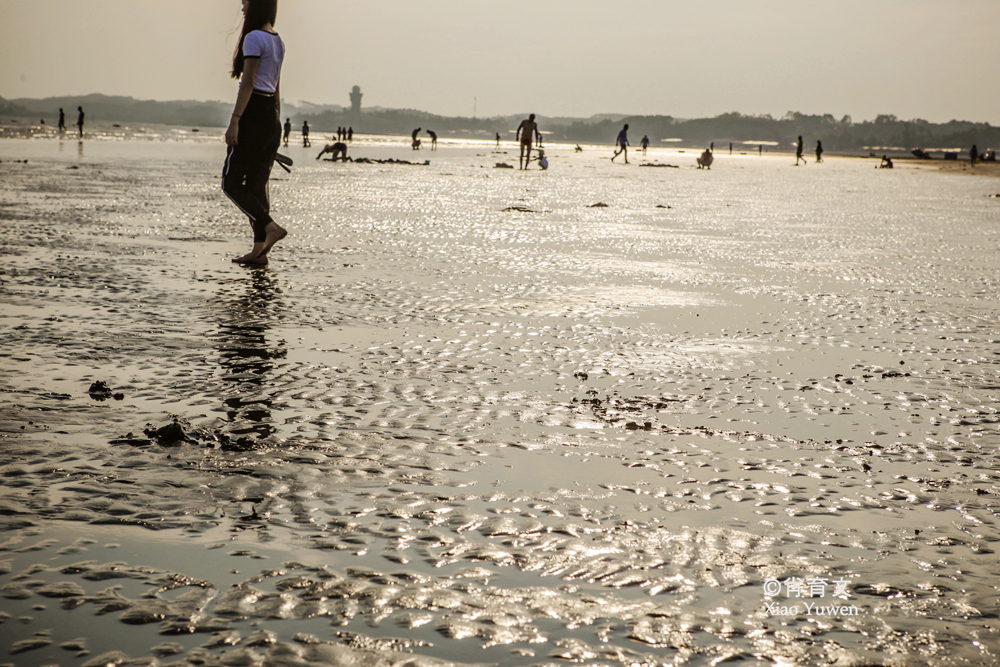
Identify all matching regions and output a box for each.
[222,0,288,266]
[697,148,713,169]
[317,141,349,161]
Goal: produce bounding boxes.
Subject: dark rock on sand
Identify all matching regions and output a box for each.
[88,380,113,400]
[144,420,197,446]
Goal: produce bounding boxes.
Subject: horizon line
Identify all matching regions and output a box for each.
[2,92,997,128]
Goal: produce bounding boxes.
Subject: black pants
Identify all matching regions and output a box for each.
[222,93,281,243]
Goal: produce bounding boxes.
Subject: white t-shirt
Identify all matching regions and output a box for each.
[242,30,284,94]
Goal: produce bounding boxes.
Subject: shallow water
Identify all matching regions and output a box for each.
[2,135,1000,666]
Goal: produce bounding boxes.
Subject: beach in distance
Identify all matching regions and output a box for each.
[2,132,1000,666]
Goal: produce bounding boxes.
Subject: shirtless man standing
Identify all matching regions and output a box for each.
[515,114,540,170]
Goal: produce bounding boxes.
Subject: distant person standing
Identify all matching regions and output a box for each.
[640,135,650,155]
[515,114,540,169]
[970,144,979,167]
[815,140,824,163]
[282,117,291,146]
[426,129,437,150]
[58,108,66,134]
[759,144,763,156]
[76,106,85,138]
[495,132,501,148]
[729,142,733,155]
[222,0,287,266]
[347,126,353,141]
[611,123,629,163]
[795,136,806,165]
[301,120,310,147]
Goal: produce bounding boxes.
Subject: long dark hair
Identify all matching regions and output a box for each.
[231,0,278,79]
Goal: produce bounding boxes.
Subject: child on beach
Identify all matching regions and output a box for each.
[222,0,288,266]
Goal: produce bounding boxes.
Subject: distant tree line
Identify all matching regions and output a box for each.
[554,111,1000,153]
[3,95,997,153]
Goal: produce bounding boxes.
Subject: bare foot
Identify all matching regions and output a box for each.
[232,252,268,266]
[258,222,287,257]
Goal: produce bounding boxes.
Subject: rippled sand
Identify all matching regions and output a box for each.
[2,136,1000,666]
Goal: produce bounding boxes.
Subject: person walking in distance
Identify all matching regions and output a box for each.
[222,0,287,266]
[76,106,85,138]
[815,140,824,163]
[515,114,540,169]
[795,135,807,165]
[611,123,630,163]
[282,117,291,146]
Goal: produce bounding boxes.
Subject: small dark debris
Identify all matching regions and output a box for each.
[143,420,196,447]
[88,381,115,401]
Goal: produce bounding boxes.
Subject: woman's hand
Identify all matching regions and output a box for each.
[227,58,258,147]
[226,116,240,146]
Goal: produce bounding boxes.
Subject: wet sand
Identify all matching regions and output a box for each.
[2,135,1000,666]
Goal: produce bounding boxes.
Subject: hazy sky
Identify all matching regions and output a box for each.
[2,0,997,124]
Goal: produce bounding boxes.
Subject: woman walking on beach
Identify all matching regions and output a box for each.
[222,0,287,266]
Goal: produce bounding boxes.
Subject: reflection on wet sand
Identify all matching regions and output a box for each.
[213,270,286,445]
[2,139,1000,666]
